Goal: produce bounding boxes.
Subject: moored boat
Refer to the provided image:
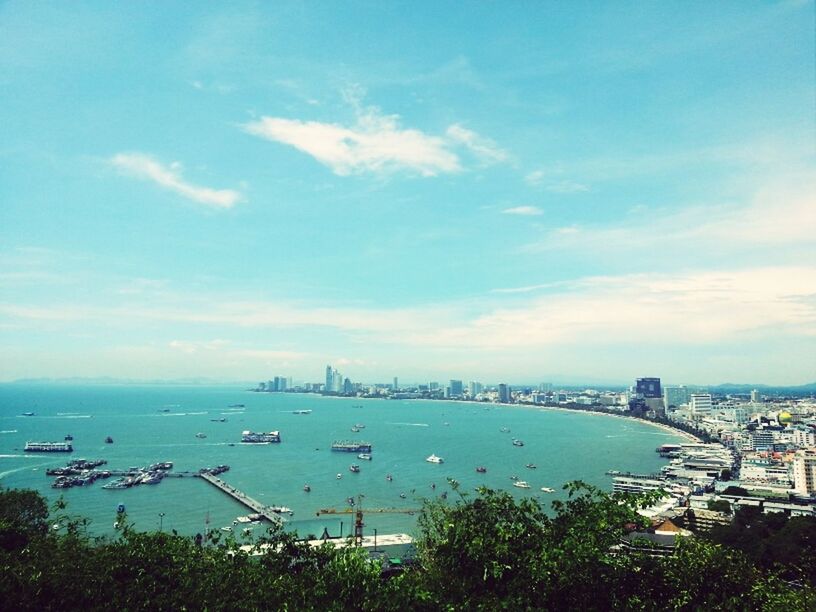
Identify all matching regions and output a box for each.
[540,487,555,493]
[513,480,531,489]
[24,441,73,453]
[331,441,371,453]
[242,430,281,443]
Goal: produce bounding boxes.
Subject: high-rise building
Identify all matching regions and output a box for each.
[663,385,689,409]
[636,377,662,399]
[498,383,510,403]
[751,389,761,403]
[793,449,816,495]
[393,377,398,391]
[468,381,483,397]
[538,382,552,392]
[449,380,464,397]
[690,393,712,417]
[325,365,333,393]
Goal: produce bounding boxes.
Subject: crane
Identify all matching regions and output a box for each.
[316,494,419,547]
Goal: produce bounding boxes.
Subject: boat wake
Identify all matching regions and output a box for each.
[0,430,18,434]
[388,422,430,427]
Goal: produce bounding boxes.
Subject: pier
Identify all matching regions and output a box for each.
[196,472,284,525]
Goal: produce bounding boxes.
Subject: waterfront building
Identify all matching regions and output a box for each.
[663,385,690,409]
[468,381,483,397]
[690,394,712,418]
[498,383,510,403]
[538,382,552,392]
[325,366,333,393]
[393,377,398,391]
[793,449,816,495]
[449,379,464,398]
[636,377,662,399]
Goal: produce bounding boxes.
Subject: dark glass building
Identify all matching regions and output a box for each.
[636,377,662,399]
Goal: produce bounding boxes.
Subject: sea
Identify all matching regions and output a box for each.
[0,384,685,540]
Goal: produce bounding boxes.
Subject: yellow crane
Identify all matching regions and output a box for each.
[316,495,419,547]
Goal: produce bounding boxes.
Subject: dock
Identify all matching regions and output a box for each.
[196,472,284,525]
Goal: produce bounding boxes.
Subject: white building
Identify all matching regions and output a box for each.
[792,427,816,449]
[690,393,712,418]
[793,449,816,495]
[664,385,690,409]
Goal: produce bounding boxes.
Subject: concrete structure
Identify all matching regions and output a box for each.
[690,393,712,418]
[449,379,464,397]
[793,449,816,495]
[497,383,510,403]
[636,377,662,399]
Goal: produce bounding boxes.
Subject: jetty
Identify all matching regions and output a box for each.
[196,472,284,525]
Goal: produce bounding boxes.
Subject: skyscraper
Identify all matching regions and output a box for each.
[449,379,463,397]
[663,385,689,409]
[325,365,333,392]
[636,378,662,399]
[498,383,510,403]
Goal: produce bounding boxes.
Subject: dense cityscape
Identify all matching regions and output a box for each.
[253,366,816,552]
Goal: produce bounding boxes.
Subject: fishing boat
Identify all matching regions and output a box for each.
[105,436,113,444]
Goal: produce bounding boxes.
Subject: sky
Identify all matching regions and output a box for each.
[1,1,815,386]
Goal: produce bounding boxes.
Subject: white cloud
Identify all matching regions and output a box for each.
[243,91,506,177]
[111,153,243,208]
[445,124,507,164]
[502,206,542,216]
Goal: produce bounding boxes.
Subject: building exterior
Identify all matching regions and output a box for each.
[325,366,333,393]
[449,379,464,398]
[636,378,662,399]
[663,385,690,409]
[689,393,712,418]
[751,389,761,403]
[793,449,816,495]
[468,381,483,397]
[498,383,510,403]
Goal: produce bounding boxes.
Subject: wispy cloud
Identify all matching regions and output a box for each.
[111,153,243,208]
[525,167,589,193]
[502,205,542,216]
[243,89,505,177]
[445,124,507,164]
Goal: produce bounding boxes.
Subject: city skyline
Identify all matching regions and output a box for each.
[1,2,815,385]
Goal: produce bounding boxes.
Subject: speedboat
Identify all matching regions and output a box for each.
[350,427,360,433]
[354,424,365,429]
[64,434,73,441]
[512,439,524,447]
[336,473,342,479]
[513,481,531,489]
[540,487,555,493]
[357,453,372,461]
[399,492,406,499]
[476,466,487,473]
[386,474,393,481]
[500,427,510,433]
[195,433,207,438]
[525,463,537,469]
[303,484,311,492]
[426,454,444,464]
[349,464,360,473]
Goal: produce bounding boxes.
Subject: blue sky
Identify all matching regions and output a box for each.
[1,1,814,385]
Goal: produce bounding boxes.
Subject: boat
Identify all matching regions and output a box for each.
[399,492,406,499]
[512,439,524,447]
[540,487,555,493]
[22,412,35,417]
[210,418,226,422]
[269,506,293,515]
[303,484,311,492]
[292,409,312,414]
[221,526,233,532]
[357,453,372,461]
[102,478,132,490]
[105,436,113,444]
[228,404,245,408]
[242,430,281,443]
[510,475,519,481]
[195,433,207,438]
[500,427,510,433]
[350,427,360,433]
[24,441,73,453]
[336,473,342,479]
[513,481,531,489]
[525,463,537,469]
[349,464,360,473]
[64,434,73,441]
[354,424,365,429]
[426,454,444,464]
[331,441,372,453]
[476,466,487,473]
[386,474,393,481]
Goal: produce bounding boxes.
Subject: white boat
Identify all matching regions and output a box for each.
[336,473,342,479]
[357,453,372,461]
[513,481,531,489]
[269,506,292,515]
[540,487,555,493]
[426,454,444,464]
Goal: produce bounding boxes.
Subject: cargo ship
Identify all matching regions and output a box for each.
[241,430,281,443]
[331,441,372,453]
[24,441,73,453]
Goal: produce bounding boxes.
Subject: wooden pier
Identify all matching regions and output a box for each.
[196,472,284,525]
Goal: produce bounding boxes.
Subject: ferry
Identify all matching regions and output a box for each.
[426,454,444,464]
[357,453,372,460]
[24,441,73,453]
[331,441,372,453]
[242,430,281,443]
[513,481,531,489]
[512,439,524,447]
[349,464,360,473]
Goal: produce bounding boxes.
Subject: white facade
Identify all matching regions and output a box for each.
[793,449,816,495]
[690,393,712,418]
[792,428,816,448]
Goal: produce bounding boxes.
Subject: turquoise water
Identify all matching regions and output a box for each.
[0,385,683,539]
